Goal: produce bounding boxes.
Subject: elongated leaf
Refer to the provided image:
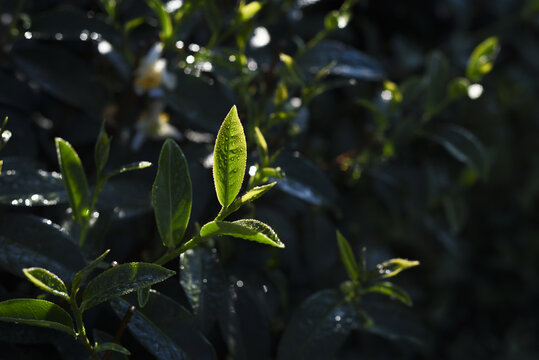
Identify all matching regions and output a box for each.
[424,124,489,178]
[200,219,284,248]
[11,42,104,113]
[107,161,152,178]
[298,40,384,81]
[110,291,216,360]
[137,286,151,308]
[0,299,75,337]
[0,214,85,280]
[238,1,262,21]
[274,152,337,206]
[0,160,2,174]
[277,289,359,360]
[81,263,175,310]
[466,37,500,82]
[362,281,413,306]
[370,258,420,280]
[94,123,110,175]
[223,182,276,216]
[0,163,67,206]
[22,268,69,300]
[336,231,359,281]
[95,342,131,355]
[71,249,110,295]
[153,139,192,248]
[180,247,227,332]
[254,126,268,157]
[146,0,173,40]
[219,283,271,360]
[93,329,129,360]
[213,106,247,207]
[55,138,89,225]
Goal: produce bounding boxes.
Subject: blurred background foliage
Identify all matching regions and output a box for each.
[0,0,538,358]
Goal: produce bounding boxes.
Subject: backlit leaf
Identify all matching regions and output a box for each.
[213,106,247,207]
[466,37,500,82]
[200,219,284,248]
[71,249,110,296]
[22,268,69,300]
[0,299,75,337]
[55,138,90,225]
[94,342,131,355]
[81,263,175,310]
[336,231,359,281]
[362,281,413,306]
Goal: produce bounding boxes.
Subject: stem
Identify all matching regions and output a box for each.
[78,179,105,247]
[103,306,136,360]
[154,234,206,266]
[70,295,98,360]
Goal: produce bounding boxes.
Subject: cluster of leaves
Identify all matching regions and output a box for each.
[1,0,538,359]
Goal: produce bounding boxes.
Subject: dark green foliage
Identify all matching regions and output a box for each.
[0,0,537,359]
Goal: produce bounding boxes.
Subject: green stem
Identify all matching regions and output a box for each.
[154,234,206,265]
[70,295,98,360]
[78,178,105,247]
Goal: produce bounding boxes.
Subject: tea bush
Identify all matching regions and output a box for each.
[0,0,538,359]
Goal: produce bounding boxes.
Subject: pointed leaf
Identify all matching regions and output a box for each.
[81,263,175,310]
[223,182,276,217]
[213,106,247,207]
[424,124,489,178]
[0,214,85,280]
[94,123,110,175]
[370,258,420,280]
[71,249,110,295]
[0,299,75,337]
[200,219,284,248]
[153,139,192,248]
[107,161,152,178]
[110,291,216,360]
[336,231,359,281]
[22,268,69,300]
[466,37,499,82]
[55,138,89,225]
[180,247,227,332]
[0,162,67,206]
[238,1,262,21]
[277,289,359,360]
[254,126,268,157]
[362,281,413,306]
[137,286,151,308]
[94,342,131,355]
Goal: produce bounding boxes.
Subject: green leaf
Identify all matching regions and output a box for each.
[254,126,268,159]
[152,139,192,248]
[146,0,173,40]
[238,1,262,22]
[0,299,75,336]
[362,281,413,306]
[0,160,3,175]
[0,214,85,280]
[200,219,284,248]
[55,138,90,225]
[180,247,227,332]
[110,291,216,360]
[22,268,69,300]
[94,122,110,175]
[0,162,67,206]
[466,37,500,82]
[424,51,450,112]
[424,124,489,179]
[81,263,175,310]
[277,289,359,360]
[71,249,110,296]
[221,182,276,218]
[213,105,247,207]
[336,231,359,281]
[107,161,152,178]
[94,342,131,355]
[371,258,420,280]
[137,286,151,308]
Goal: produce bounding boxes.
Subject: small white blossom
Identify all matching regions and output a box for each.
[134,43,177,95]
[131,101,182,150]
